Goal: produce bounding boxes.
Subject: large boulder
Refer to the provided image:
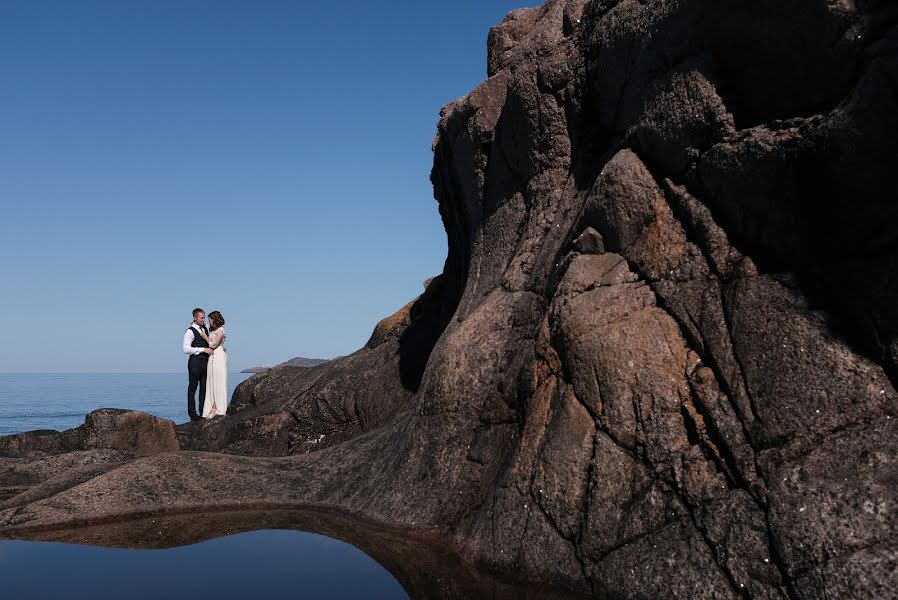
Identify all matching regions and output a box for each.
[0,409,178,459]
[80,409,179,457]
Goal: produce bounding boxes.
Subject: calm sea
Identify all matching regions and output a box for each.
[0,372,254,436]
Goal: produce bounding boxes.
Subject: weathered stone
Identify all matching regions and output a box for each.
[0,450,131,504]
[0,410,177,459]
[0,429,74,458]
[81,409,179,457]
[487,8,541,77]
[571,226,605,254]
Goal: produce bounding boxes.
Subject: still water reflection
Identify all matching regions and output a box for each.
[1,529,406,599]
[0,509,589,600]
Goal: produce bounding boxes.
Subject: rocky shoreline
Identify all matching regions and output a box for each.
[0,506,588,599]
[3,1,898,597]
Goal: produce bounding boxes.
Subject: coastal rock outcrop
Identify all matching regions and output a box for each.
[0,409,178,459]
[3,1,898,597]
[0,409,177,502]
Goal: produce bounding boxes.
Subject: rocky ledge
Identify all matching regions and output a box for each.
[3,1,898,598]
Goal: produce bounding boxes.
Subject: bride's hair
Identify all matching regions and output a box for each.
[208,311,225,331]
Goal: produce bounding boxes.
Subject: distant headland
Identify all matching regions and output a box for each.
[241,357,332,373]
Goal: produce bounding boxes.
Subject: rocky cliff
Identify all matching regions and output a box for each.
[2,1,898,597]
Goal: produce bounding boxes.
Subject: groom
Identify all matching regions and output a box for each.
[183,308,213,421]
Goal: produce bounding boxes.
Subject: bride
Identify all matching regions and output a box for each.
[198,311,228,418]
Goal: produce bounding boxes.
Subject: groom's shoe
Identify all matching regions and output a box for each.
[190,415,201,422]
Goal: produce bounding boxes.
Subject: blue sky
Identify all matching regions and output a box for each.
[0,0,532,372]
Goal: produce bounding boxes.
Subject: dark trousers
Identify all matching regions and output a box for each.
[187,356,209,418]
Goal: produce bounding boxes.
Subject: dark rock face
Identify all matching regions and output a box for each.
[3,1,898,597]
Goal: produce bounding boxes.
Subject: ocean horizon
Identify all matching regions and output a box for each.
[0,372,254,436]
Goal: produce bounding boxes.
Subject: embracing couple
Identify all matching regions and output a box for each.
[182,307,228,421]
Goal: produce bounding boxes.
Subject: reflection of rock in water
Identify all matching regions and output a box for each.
[6,509,587,600]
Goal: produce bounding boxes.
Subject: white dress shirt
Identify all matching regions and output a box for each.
[183,324,207,356]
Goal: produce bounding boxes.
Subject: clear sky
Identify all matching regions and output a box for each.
[0,0,532,373]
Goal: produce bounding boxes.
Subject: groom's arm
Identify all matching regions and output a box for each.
[183,328,204,355]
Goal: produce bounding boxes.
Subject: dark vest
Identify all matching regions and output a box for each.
[188,325,209,361]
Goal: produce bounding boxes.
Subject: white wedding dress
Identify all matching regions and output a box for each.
[202,327,228,418]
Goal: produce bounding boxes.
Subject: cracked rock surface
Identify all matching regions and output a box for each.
[2,1,898,597]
